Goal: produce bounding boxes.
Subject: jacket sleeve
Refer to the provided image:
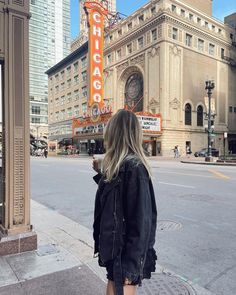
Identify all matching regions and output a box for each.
[121,163,154,281]
[93,173,102,184]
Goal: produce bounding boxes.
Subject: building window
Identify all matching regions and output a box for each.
[189,14,193,21]
[61,82,65,90]
[152,29,157,41]
[67,79,71,88]
[118,29,122,36]
[61,70,65,79]
[197,105,203,126]
[55,74,59,81]
[139,14,144,23]
[61,110,65,120]
[128,22,132,30]
[185,103,192,125]
[66,66,71,75]
[55,98,59,106]
[55,85,59,93]
[67,93,72,103]
[181,9,185,17]
[74,62,79,71]
[234,107,236,113]
[221,48,225,59]
[82,86,87,97]
[198,39,204,52]
[74,90,79,101]
[82,71,87,82]
[138,37,144,49]
[185,34,192,47]
[229,106,233,112]
[109,34,113,41]
[31,0,36,5]
[74,105,79,117]
[32,117,40,124]
[82,103,87,114]
[74,75,79,84]
[212,25,215,31]
[32,106,40,115]
[55,112,59,121]
[67,108,72,118]
[209,43,215,55]
[171,5,176,12]
[218,28,222,34]
[205,21,208,29]
[151,6,156,14]
[81,56,87,68]
[197,17,201,24]
[107,54,112,64]
[127,43,132,54]
[172,28,178,40]
[60,95,65,105]
[117,49,121,59]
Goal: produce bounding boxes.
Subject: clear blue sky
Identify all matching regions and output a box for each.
[70,0,236,39]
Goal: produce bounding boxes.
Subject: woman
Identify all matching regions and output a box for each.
[93,109,157,295]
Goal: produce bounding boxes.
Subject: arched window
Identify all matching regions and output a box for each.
[124,72,143,112]
[197,105,203,126]
[185,103,192,125]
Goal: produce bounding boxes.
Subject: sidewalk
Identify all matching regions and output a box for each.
[0,201,214,295]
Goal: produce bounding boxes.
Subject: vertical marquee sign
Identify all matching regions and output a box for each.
[84,0,108,111]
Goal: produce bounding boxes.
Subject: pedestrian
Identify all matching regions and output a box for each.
[92,109,157,295]
[44,148,48,158]
[174,145,178,158]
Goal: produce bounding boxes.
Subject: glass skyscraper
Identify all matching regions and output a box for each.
[29,0,71,138]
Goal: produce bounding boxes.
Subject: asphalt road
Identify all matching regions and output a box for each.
[31,156,236,295]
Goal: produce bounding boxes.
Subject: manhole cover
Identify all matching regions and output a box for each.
[37,244,59,256]
[179,194,214,202]
[157,220,182,231]
[138,273,197,295]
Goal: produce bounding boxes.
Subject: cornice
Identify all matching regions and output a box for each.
[104,12,166,54]
[164,14,232,48]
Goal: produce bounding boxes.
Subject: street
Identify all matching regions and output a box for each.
[31,157,236,295]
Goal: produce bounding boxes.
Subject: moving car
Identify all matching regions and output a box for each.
[194,148,219,157]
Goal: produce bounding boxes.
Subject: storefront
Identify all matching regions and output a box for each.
[72,107,112,154]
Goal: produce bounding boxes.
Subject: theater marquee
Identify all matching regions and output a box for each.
[84,0,108,110]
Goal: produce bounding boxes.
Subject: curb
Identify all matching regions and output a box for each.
[181,161,236,166]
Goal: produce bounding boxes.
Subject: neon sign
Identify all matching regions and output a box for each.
[84,1,108,110]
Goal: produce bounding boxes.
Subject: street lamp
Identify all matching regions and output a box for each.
[205,80,215,162]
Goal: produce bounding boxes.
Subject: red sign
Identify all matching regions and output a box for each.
[84,1,108,110]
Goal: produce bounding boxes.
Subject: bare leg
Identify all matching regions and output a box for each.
[106,281,137,295]
[106,280,115,295]
[123,285,137,295]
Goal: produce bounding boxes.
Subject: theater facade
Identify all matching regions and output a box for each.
[47,0,236,156]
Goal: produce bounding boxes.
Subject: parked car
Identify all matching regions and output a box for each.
[194,148,219,157]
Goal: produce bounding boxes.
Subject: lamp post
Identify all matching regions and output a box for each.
[205,80,215,162]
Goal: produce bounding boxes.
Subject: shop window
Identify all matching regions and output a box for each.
[197,105,203,126]
[185,103,192,125]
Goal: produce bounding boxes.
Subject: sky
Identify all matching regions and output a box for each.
[70,0,236,39]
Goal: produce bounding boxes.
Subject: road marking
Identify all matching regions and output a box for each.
[154,170,214,179]
[158,182,195,189]
[208,169,230,180]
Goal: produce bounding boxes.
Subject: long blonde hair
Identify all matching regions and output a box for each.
[102,109,151,181]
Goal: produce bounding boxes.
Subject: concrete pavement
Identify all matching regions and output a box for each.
[0,200,214,295]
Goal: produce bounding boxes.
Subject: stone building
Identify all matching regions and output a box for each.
[47,0,236,156]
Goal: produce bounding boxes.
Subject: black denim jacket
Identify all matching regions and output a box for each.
[93,157,157,282]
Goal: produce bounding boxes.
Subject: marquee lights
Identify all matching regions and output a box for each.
[84,1,108,109]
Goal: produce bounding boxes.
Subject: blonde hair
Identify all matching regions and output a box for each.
[102,109,151,181]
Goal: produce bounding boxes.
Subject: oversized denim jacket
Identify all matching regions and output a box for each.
[93,157,157,283]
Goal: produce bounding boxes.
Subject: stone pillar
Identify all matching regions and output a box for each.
[0,0,37,255]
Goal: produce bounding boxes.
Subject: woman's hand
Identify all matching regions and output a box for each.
[92,157,102,173]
